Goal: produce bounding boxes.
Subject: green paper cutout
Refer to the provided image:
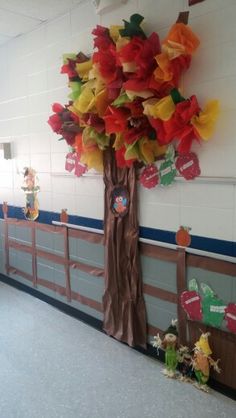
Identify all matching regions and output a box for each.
[201,283,226,328]
[159,160,177,186]
[119,14,147,39]
[160,145,176,186]
[166,144,175,161]
[188,278,199,292]
[201,283,214,297]
[170,88,185,105]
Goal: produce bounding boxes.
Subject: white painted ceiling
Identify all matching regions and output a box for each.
[0,0,85,45]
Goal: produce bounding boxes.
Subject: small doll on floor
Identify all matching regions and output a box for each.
[178,345,194,382]
[152,319,179,378]
[192,332,220,392]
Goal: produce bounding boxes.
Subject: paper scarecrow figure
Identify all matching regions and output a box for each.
[192,332,220,392]
[21,167,40,221]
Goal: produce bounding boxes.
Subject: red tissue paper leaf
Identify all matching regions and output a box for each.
[175,152,201,180]
[225,303,236,333]
[140,164,159,189]
[181,290,202,321]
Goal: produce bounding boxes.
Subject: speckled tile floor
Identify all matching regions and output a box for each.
[0,282,235,418]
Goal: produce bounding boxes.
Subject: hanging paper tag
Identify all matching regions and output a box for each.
[140,164,159,189]
[111,186,129,217]
[74,158,87,177]
[159,160,176,186]
[65,152,77,172]
[175,152,201,180]
[181,290,202,321]
[225,303,236,333]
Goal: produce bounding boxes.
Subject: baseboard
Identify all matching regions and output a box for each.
[0,273,103,332]
[0,273,235,400]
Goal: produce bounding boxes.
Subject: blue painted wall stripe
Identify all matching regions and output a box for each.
[0,204,235,258]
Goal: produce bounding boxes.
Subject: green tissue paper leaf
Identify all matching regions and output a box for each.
[119,14,147,39]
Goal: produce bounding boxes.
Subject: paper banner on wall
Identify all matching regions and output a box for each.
[21,167,40,221]
[201,283,226,328]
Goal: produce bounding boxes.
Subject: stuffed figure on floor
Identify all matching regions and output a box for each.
[192,332,221,392]
[152,319,179,378]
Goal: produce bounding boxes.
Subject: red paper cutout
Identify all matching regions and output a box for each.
[175,152,200,180]
[65,152,77,172]
[74,159,87,177]
[181,290,202,321]
[140,164,159,189]
[225,303,236,333]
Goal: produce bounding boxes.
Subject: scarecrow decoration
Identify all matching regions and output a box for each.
[152,319,179,378]
[192,332,220,392]
[48,12,219,348]
[21,167,40,221]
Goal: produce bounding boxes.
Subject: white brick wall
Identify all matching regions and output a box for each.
[0,0,235,244]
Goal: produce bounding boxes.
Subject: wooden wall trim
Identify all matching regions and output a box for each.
[6,267,102,314]
[140,242,178,262]
[69,228,104,244]
[176,248,187,344]
[143,284,177,304]
[187,254,236,276]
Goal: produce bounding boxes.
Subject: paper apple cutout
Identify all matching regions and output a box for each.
[181,290,202,321]
[140,164,159,189]
[175,152,201,180]
[74,158,87,177]
[65,152,77,172]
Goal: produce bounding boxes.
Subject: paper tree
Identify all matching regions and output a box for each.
[48,13,219,347]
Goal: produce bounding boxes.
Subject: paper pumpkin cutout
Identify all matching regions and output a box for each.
[65,152,77,172]
[60,209,68,223]
[201,283,226,328]
[181,278,202,321]
[175,152,201,180]
[140,164,159,189]
[176,226,191,247]
[21,167,40,221]
[225,303,236,333]
[111,186,129,217]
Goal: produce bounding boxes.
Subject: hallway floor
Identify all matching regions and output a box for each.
[0,282,235,418]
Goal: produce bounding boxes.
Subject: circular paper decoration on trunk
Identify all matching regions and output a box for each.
[111,186,129,217]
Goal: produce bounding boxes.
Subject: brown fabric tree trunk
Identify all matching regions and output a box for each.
[103,145,147,348]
